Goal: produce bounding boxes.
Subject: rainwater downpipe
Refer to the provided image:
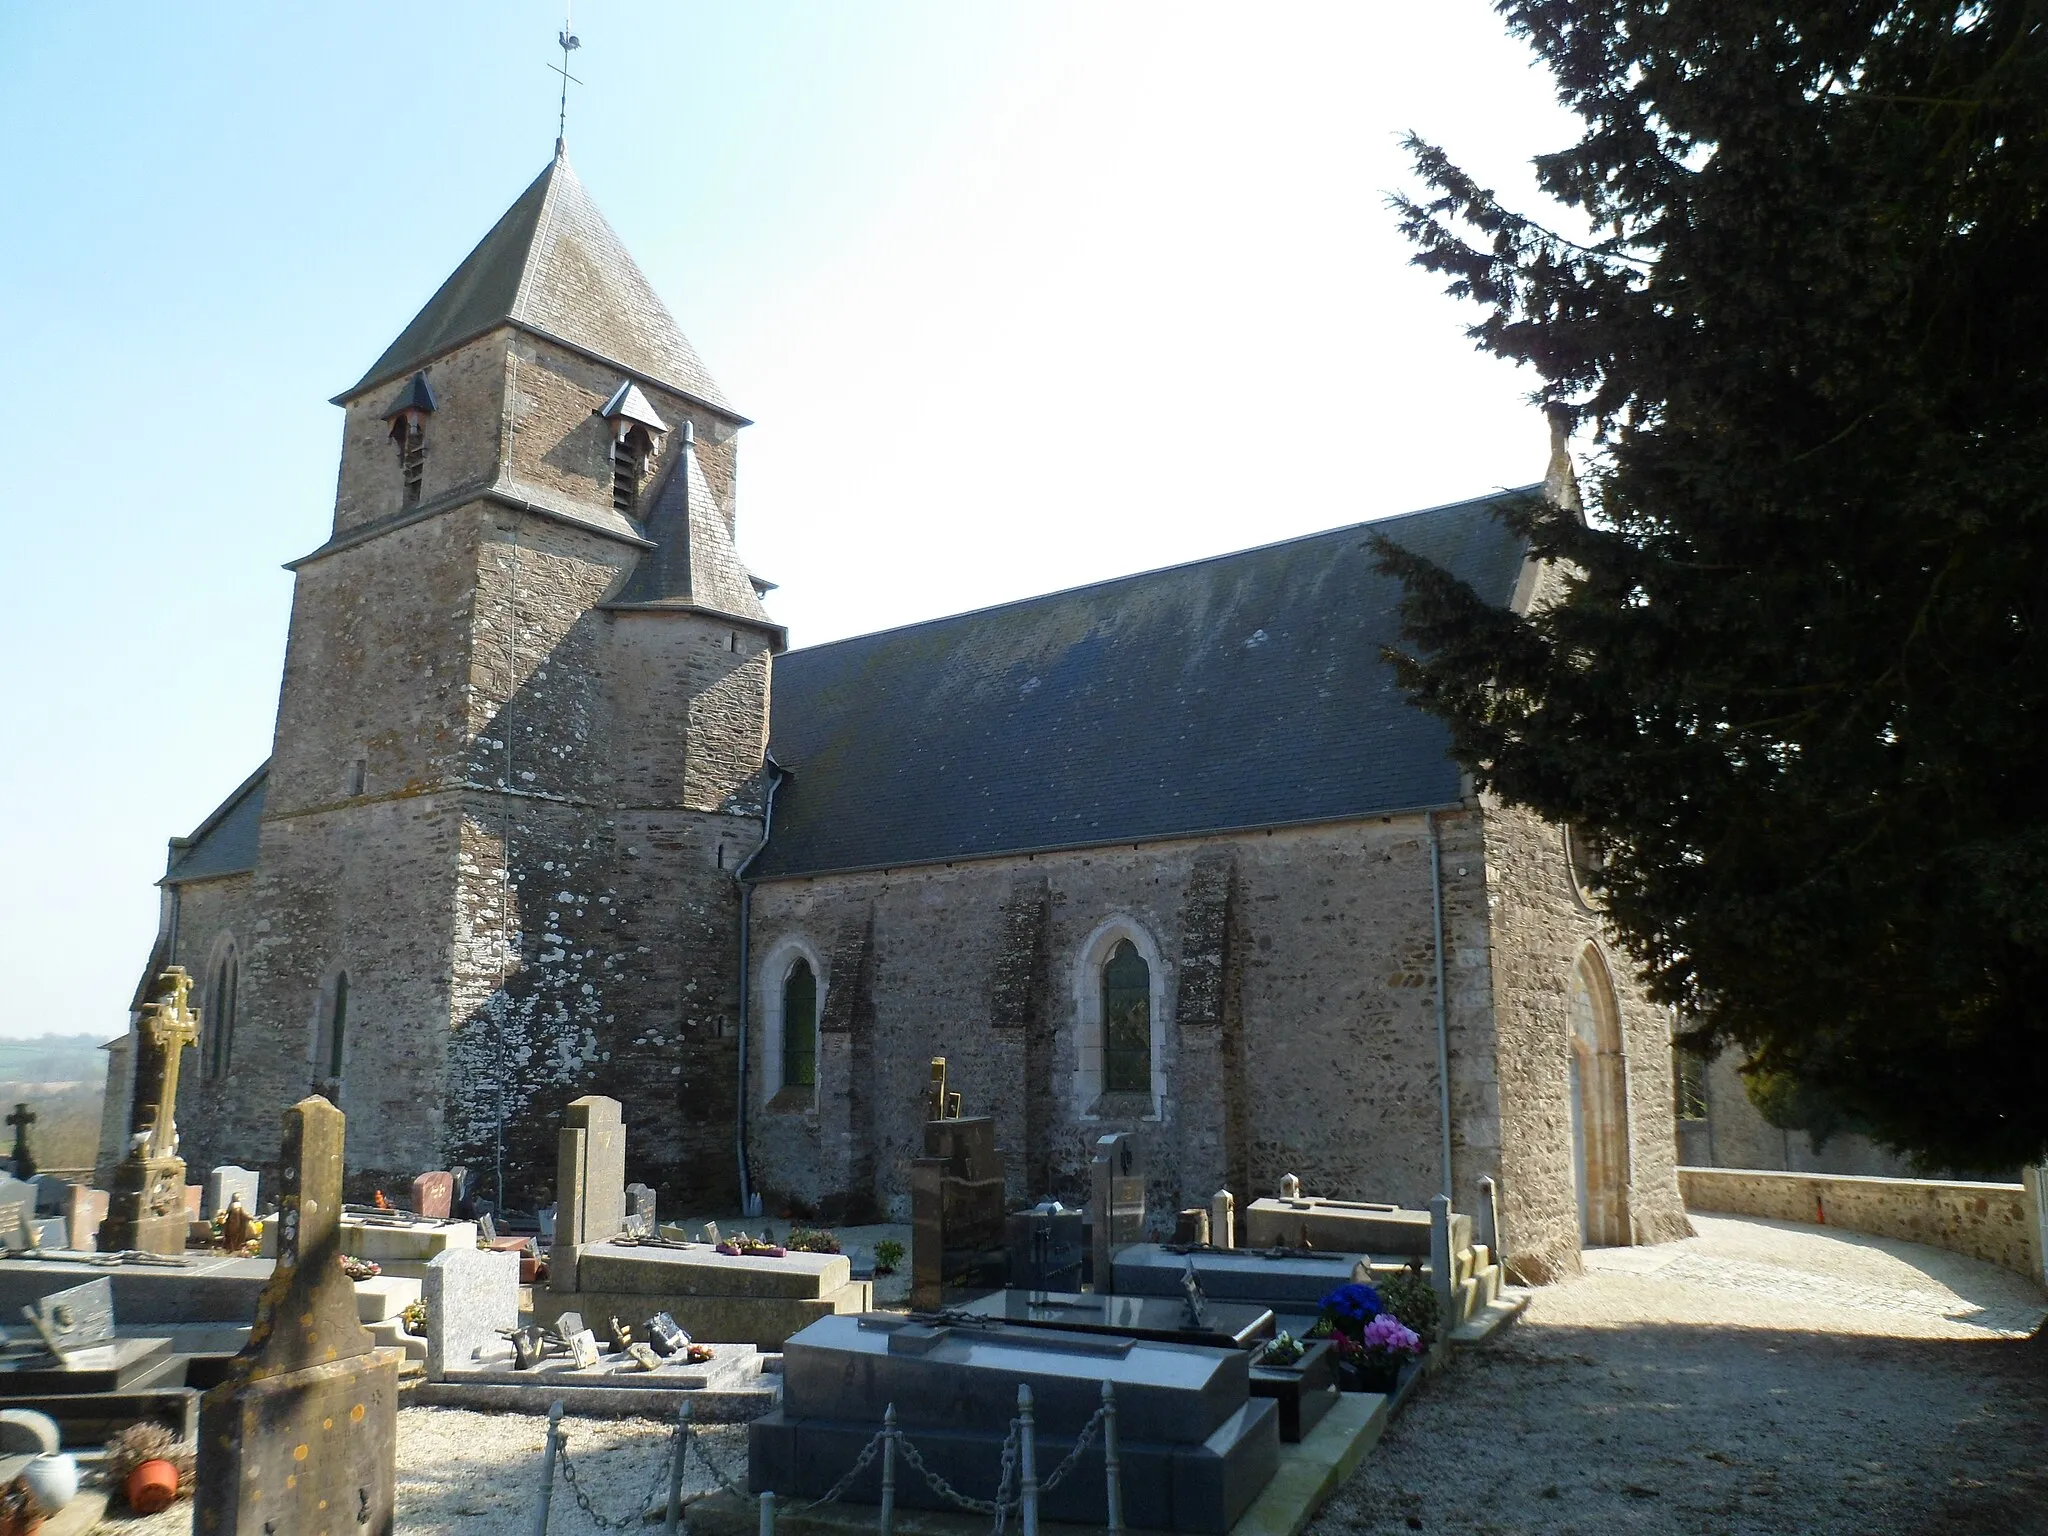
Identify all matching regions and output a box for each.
[732,757,786,1215]
[1427,810,1455,1203]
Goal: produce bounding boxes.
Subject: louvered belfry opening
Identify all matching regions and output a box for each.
[613,425,650,516]
[400,420,426,506]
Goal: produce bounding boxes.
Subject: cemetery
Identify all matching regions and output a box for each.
[0,1014,1527,1533]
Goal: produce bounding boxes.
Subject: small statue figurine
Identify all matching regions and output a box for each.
[222,1193,254,1254]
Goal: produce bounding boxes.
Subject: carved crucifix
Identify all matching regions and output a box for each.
[129,968,200,1162]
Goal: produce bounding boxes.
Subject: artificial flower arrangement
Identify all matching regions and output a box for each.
[1259,1330,1307,1367]
[1315,1280,1425,1392]
[785,1227,842,1254]
[714,1231,787,1258]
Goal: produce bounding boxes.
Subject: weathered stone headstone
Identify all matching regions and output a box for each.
[99,968,200,1255]
[1090,1131,1146,1294]
[63,1184,108,1252]
[625,1181,657,1229]
[411,1170,453,1219]
[31,1173,67,1216]
[422,1244,520,1380]
[7,1103,37,1180]
[1211,1188,1236,1249]
[196,1095,401,1534]
[1173,1208,1211,1246]
[548,1096,626,1294]
[204,1164,259,1221]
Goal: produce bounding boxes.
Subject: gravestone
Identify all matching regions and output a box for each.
[549,1096,626,1292]
[422,1244,520,1379]
[1211,1189,1236,1249]
[196,1096,400,1534]
[204,1164,259,1221]
[0,1175,36,1250]
[99,968,200,1256]
[63,1184,108,1252]
[448,1164,481,1219]
[1090,1132,1146,1294]
[1005,1203,1084,1294]
[31,1173,68,1216]
[625,1182,657,1230]
[1173,1208,1211,1246]
[411,1170,453,1219]
[909,1067,1007,1309]
[7,1103,36,1180]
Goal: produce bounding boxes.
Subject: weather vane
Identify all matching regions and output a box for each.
[550,6,582,155]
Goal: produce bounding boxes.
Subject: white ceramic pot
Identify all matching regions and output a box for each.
[22,1451,78,1512]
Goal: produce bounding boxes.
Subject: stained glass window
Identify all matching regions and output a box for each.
[783,959,817,1090]
[1102,939,1151,1094]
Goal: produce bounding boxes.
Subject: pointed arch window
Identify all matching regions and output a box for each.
[206,943,238,1078]
[781,958,817,1090]
[1101,939,1151,1093]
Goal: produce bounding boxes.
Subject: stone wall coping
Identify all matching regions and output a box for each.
[1678,1166,2024,1197]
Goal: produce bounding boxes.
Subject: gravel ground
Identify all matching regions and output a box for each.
[1310,1214,2048,1536]
[92,1409,753,1534]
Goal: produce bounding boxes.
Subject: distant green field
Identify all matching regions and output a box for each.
[0,1034,110,1172]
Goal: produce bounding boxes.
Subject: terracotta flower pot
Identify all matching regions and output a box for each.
[126,1458,179,1514]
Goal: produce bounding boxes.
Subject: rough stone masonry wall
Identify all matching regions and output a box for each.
[165,871,258,1177]
[1679,1166,2043,1283]
[746,815,1506,1225]
[1478,799,1691,1283]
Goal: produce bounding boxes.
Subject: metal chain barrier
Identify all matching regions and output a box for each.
[895,1417,1021,1519]
[554,1414,682,1531]
[1035,1400,1110,1496]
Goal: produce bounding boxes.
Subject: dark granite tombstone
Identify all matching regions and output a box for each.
[1249,1339,1338,1442]
[956,1289,1274,1350]
[1089,1132,1146,1293]
[196,1096,401,1535]
[1114,1244,1370,1315]
[752,1314,1279,1532]
[908,1078,1008,1310]
[1005,1204,1084,1294]
[99,968,200,1256]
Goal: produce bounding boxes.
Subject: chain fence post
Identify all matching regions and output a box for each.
[1100,1382,1122,1535]
[1017,1385,1039,1536]
[759,1489,777,1536]
[665,1398,692,1532]
[878,1402,898,1536]
[531,1400,564,1536]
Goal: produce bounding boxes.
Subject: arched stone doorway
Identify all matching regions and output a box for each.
[1567,945,1632,1247]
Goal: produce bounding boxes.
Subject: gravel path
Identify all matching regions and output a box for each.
[1310,1214,2048,1536]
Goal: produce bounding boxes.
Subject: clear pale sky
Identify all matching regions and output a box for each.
[0,3,1578,1041]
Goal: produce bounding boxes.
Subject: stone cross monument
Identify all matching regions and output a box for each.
[98,967,200,1254]
[6,1103,36,1180]
[197,1095,400,1533]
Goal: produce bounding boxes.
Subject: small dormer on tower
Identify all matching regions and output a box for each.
[380,372,437,508]
[599,380,667,519]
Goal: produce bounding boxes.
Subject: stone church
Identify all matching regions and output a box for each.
[123,150,1688,1283]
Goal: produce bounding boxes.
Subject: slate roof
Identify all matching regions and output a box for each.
[164,764,268,885]
[340,151,735,415]
[749,491,1534,880]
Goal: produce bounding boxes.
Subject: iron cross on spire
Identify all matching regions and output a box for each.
[551,7,583,156]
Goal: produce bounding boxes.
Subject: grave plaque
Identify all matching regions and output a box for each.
[99,969,200,1256]
[26,1277,117,1356]
[411,1170,454,1219]
[1089,1132,1146,1293]
[195,1096,400,1535]
[203,1164,259,1221]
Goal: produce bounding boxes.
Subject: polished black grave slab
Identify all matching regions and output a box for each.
[955,1289,1275,1350]
[750,1313,1279,1533]
[1114,1244,1371,1310]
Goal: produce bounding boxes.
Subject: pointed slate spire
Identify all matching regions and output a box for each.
[613,422,776,630]
[340,154,735,415]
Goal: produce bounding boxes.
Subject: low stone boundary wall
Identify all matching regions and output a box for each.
[1678,1166,2046,1287]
